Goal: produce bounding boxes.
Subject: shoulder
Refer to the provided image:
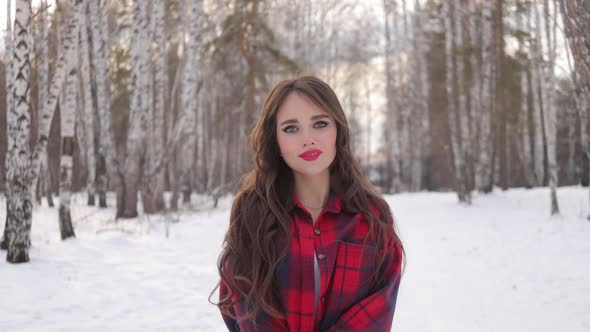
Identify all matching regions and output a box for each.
[368,195,395,226]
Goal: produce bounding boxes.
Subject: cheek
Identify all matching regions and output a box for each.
[325,128,337,151]
[276,134,294,154]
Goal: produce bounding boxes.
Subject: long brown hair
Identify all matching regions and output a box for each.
[210,75,405,324]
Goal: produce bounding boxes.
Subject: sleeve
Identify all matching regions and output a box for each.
[219,280,289,332]
[326,208,404,332]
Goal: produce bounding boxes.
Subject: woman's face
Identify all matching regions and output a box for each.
[275,92,337,178]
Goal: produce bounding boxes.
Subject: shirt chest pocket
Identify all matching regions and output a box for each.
[325,241,378,312]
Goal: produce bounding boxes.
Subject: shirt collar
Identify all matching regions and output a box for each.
[291,190,342,214]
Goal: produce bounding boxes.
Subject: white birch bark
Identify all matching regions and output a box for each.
[36,0,53,207]
[58,2,79,239]
[179,0,202,205]
[79,2,96,206]
[30,0,84,187]
[2,0,85,261]
[444,0,468,202]
[476,0,495,192]
[468,0,481,169]
[383,0,402,193]
[4,0,12,124]
[119,0,149,218]
[409,0,429,192]
[398,0,411,190]
[2,0,13,249]
[530,1,546,185]
[89,0,113,208]
[4,0,33,262]
[541,0,559,214]
[33,0,49,205]
[516,5,535,188]
[206,97,218,193]
[142,0,167,214]
[454,0,471,202]
[566,102,577,181]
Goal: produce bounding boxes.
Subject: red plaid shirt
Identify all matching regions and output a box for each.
[220,191,403,331]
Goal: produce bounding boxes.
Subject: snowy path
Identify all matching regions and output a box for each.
[0,187,589,331]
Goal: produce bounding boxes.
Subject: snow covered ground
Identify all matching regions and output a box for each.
[0,186,589,332]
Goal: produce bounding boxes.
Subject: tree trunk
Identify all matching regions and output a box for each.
[411,0,430,193]
[5,0,33,263]
[1,0,13,250]
[89,0,113,208]
[468,0,481,189]
[383,0,402,193]
[444,0,469,202]
[80,2,96,206]
[118,0,150,219]
[58,1,80,240]
[515,3,535,188]
[143,0,167,214]
[179,0,202,206]
[35,0,50,206]
[454,0,472,202]
[541,0,560,215]
[476,0,495,193]
[530,1,546,186]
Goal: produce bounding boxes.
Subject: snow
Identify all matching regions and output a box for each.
[0,186,589,332]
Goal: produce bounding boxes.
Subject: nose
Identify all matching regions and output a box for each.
[303,131,316,147]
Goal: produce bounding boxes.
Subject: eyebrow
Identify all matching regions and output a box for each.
[279,114,331,127]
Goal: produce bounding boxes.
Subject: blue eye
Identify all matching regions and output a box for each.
[283,125,298,133]
[314,121,328,128]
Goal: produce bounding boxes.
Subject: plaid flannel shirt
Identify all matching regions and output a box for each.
[220,191,403,332]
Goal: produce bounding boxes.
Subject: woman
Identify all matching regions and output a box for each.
[211,76,405,331]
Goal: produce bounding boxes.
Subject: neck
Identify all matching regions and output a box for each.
[293,170,331,209]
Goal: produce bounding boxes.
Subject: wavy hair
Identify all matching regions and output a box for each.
[210,75,405,325]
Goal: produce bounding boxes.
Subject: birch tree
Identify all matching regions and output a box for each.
[468,0,481,179]
[79,2,96,206]
[383,0,402,193]
[118,0,150,218]
[1,0,14,251]
[409,0,430,192]
[89,0,113,208]
[179,0,202,205]
[2,0,84,262]
[35,0,54,207]
[58,1,80,239]
[444,0,470,202]
[142,0,167,214]
[529,1,545,186]
[476,0,495,193]
[3,0,32,261]
[559,0,590,219]
[540,0,560,214]
[454,0,472,201]
[515,1,535,188]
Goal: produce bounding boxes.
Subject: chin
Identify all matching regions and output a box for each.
[292,164,331,177]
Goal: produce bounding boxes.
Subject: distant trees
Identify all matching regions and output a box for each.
[1,0,589,263]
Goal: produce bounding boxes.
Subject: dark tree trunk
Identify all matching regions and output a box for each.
[58,204,76,240]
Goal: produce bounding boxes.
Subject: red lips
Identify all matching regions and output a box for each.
[298,149,322,161]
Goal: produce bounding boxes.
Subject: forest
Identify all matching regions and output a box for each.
[1,0,589,264]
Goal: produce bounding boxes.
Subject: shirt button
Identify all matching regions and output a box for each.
[317,253,326,260]
[320,296,325,303]
[314,228,321,235]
